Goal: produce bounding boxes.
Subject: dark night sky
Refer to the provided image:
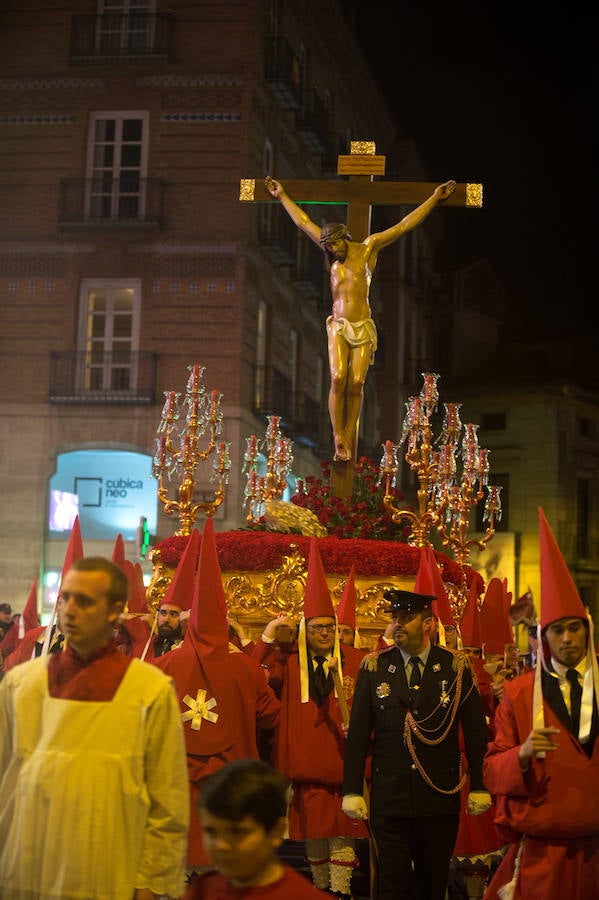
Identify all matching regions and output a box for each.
[346,2,596,340]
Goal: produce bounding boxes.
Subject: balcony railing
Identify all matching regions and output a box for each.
[69,13,173,63]
[253,365,296,426]
[292,239,325,302]
[264,36,302,110]
[296,89,329,154]
[49,351,157,405]
[258,208,297,266]
[253,366,328,455]
[58,177,163,229]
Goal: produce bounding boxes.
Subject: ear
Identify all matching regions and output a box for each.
[269,816,288,848]
[108,600,125,624]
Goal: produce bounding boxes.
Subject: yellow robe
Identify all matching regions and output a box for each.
[0,655,189,899]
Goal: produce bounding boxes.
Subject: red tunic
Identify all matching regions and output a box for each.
[153,643,281,866]
[271,643,369,840]
[483,671,599,899]
[183,865,330,898]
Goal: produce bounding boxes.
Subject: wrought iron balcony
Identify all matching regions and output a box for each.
[258,208,297,266]
[296,89,329,155]
[293,392,329,455]
[69,13,173,63]
[253,365,297,427]
[49,351,157,405]
[292,239,325,302]
[264,36,302,110]
[58,177,163,229]
[253,367,329,455]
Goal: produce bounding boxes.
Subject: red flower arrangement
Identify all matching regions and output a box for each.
[290,457,409,542]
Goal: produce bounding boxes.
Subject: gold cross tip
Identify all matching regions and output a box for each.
[466,183,483,207]
[350,140,376,155]
[239,178,255,201]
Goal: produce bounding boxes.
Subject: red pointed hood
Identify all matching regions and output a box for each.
[188,518,229,656]
[160,528,199,612]
[22,579,41,632]
[303,536,335,620]
[426,547,455,627]
[336,564,357,630]
[119,560,148,615]
[111,533,126,567]
[480,577,507,656]
[460,578,483,649]
[60,516,84,588]
[538,507,587,627]
[414,547,436,599]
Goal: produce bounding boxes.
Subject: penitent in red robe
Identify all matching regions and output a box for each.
[483,671,599,899]
[270,643,369,841]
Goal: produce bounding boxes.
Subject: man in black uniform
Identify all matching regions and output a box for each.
[342,589,491,900]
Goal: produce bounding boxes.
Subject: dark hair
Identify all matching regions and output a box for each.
[198,759,288,831]
[70,557,128,605]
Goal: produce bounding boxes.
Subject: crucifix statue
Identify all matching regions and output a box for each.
[240,141,482,498]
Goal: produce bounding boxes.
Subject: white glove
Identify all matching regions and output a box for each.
[467,790,492,815]
[342,794,368,820]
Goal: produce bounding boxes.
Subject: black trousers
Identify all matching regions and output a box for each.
[370,812,459,900]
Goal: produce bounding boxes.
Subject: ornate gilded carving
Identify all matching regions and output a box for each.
[466,183,483,208]
[239,179,256,201]
[350,140,376,155]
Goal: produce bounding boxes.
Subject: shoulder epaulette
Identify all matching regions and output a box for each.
[360,646,393,672]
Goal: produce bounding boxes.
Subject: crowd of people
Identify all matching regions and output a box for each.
[0,508,597,900]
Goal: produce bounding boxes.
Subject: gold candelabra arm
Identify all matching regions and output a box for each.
[152,368,229,535]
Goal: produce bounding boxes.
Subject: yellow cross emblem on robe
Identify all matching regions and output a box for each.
[181,689,219,731]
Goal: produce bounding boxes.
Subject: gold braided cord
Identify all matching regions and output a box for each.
[402,657,469,795]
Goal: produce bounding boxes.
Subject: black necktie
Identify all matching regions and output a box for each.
[409,656,422,689]
[312,655,330,706]
[566,668,582,736]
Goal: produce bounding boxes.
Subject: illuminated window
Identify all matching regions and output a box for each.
[77,278,141,393]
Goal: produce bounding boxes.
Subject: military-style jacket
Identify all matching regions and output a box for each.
[343,643,488,817]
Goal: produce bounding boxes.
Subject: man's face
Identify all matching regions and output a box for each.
[59,568,122,658]
[392,611,432,655]
[306,617,336,654]
[544,616,588,667]
[0,607,11,625]
[442,623,458,649]
[325,238,347,262]
[337,623,355,646]
[157,603,182,638]
[200,809,285,887]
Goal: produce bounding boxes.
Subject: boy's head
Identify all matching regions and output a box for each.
[198,759,289,887]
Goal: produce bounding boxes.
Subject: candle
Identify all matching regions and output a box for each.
[158,436,167,467]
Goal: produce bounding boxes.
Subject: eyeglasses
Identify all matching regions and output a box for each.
[307,624,336,634]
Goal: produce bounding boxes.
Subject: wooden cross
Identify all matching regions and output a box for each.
[240,141,482,499]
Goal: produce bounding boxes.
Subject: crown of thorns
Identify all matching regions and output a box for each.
[319,223,351,244]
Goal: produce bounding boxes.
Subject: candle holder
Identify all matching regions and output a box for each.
[379,371,502,564]
[152,364,231,535]
[242,415,294,524]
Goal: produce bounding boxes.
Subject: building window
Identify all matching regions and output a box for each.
[254,300,268,410]
[260,139,274,238]
[77,278,141,392]
[85,111,149,220]
[290,328,299,418]
[97,0,156,55]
